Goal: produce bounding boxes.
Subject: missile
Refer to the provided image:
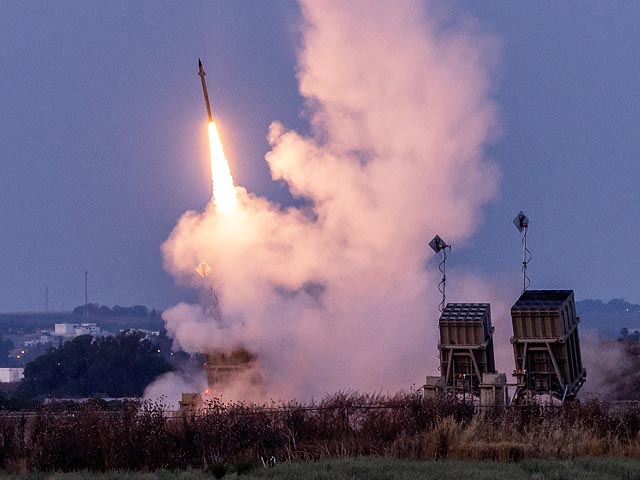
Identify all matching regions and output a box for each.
[197,59,213,122]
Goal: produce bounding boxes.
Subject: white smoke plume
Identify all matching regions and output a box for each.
[579,333,627,400]
[143,370,207,410]
[151,0,501,402]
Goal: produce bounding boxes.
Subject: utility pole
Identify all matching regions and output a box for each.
[84,270,88,318]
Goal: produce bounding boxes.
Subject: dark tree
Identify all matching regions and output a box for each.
[621,327,630,340]
[18,332,172,399]
[73,304,154,318]
[132,305,148,318]
[0,335,14,365]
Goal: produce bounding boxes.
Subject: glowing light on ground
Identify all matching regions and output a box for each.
[208,122,237,213]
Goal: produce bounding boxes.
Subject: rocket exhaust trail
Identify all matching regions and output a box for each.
[198,59,213,122]
[197,58,237,212]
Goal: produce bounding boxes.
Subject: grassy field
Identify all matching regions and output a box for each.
[3,457,640,480]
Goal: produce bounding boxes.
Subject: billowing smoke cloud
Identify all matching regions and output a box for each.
[150,0,500,401]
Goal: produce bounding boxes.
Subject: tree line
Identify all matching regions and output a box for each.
[71,303,161,318]
[18,331,172,399]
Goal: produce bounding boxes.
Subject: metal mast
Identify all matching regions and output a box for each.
[84,270,88,318]
[429,235,452,312]
[513,211,530,293]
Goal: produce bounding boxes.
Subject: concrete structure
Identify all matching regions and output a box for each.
[0,368,24,383]
[54,323,76,336]
[510,290,586,402]
[179,392,203,415]
[424,375,446,399]
[479,373,508,407]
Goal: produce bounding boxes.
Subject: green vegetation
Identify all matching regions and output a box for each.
[17,331,172,399]
[1,458,640,479]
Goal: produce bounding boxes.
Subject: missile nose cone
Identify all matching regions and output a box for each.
[197,58,213,122]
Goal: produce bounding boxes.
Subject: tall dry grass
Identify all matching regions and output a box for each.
[0,395,640,472]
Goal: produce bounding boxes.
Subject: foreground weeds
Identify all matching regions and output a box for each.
[2,395,640,472]
[2,458,640,479]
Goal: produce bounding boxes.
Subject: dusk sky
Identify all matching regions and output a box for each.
[2,1,639,312]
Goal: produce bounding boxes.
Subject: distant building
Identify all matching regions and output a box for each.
[120,328,159,339]
[0,368,24,383]
[75,323,101,336]
[24,334,52,347]
[54,323,101,338]
[54,323,77,336]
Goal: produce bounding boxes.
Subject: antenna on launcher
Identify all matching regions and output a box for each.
[429,235,451,312]
[513,211,531,293]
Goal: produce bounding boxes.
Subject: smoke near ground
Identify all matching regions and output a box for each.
[579,332,640,400]
[144,370,207,410]
[149,0,501,402]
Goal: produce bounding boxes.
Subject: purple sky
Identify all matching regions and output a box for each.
[1,1,639,311]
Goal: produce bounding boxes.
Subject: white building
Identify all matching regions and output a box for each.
[0,368,24,383]
[54,323,101,337]
[54,323,78,336]
[121,328,160,339]
[75,323,101,336]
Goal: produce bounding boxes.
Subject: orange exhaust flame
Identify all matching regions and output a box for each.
[208,122,237,213]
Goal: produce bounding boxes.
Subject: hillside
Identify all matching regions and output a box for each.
[577,298,640,337]
[1,299,636,338]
